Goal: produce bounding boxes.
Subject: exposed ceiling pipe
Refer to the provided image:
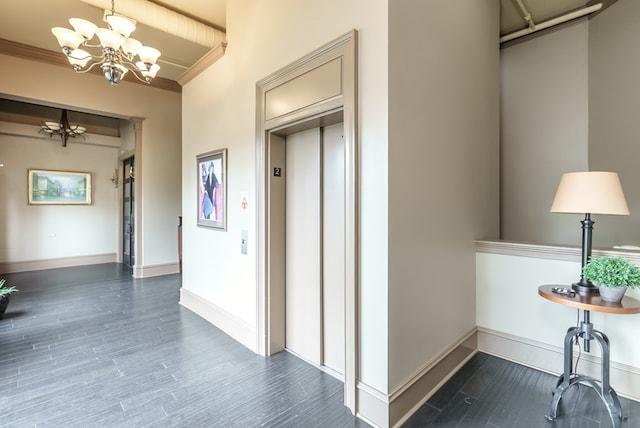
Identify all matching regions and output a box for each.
[79,0,226,49]
[514,0,536,30]
[500,3,603,44]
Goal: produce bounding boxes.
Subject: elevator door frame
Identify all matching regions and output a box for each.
[255,30,358,413]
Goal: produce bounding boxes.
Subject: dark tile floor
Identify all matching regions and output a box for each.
[403,352,640,428]
[0,264,366,427]
[2,264,639,427]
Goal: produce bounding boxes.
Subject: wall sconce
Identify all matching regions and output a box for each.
[111,169,119,188]
[129,165,135,179]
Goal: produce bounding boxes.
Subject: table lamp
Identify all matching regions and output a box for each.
[550,171,630,294]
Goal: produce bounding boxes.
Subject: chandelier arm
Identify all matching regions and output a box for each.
[80,42,104,49]
[69,60,105,74]
[119,58,153,83]
[66,51,104,62]
[128,69,153,84]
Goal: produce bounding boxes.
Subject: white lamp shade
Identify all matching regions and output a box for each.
[51,27,84,49]
[66,125,86,134]
[95,28,125,50]
[69,18,97,40]
[68,49,91,67]
[137,62,160,78]
[106,14,136,38]
[122,37,142,56]
[138,46,161,64]
[550,171,630,215]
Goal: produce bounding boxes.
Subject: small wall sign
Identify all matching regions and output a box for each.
[273,167,281,177]
[241,192,248,211]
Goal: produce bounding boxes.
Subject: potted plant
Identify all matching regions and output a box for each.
[0,279,18,318]
[582,256,640,302]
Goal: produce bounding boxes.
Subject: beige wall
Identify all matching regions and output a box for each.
[588,0,640,247]
[0,124,119,265]
[0,53,182,274]
[388,0,500,392]
[182,1,499,423]
[501,0,640,248]
[500,21,589,246]
[181,0,389,394]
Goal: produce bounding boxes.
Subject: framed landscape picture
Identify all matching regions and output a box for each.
[28,169,92,205]
[197,148,227,230]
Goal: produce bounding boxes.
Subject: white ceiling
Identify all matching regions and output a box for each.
[0,0,614,87]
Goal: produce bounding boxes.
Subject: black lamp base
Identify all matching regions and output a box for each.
[572,282,600,295]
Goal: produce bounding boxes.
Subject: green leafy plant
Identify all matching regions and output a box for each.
[0,278,18,297]
[582,256,640,288]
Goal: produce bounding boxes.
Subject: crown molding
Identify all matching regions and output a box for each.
[176,42,227,86]
[0,38,181,93]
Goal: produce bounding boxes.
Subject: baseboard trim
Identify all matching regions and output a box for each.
[132,262,180,278]
[389,330,477,428]
[478,327,640,401]
[355,330,478,428]
[356,382,389,428]
[0,253,117,273]
[179,287,256,353]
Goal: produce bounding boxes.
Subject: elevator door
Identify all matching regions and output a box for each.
[285,123,345,375]
[122,157,135,268]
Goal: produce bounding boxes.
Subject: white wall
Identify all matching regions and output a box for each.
[477,244,640,399]
[388,0,499,393]
[181,0,389,394]
[0,125,119,264]
[0,53,182,274]
[500,21,589,246]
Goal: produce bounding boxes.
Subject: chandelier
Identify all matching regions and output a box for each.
[40,109,86,147]
[51,0,161,85]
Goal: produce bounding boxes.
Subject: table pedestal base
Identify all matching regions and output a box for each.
[545,321,624,427]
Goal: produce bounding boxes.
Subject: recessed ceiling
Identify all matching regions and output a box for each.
[0,0,617,131]
[0,0,617,93]
[0,0,226,84]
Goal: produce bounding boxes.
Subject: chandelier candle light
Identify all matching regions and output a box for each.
[51,0,161,85]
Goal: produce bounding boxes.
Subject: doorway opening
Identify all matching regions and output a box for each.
[256,30,358,411]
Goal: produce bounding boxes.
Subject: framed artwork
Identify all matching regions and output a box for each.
[28,169,92,205]
[197,148,227,230]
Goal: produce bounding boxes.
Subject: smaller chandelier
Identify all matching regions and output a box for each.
[40,109,86,147]
[51,0,161,85]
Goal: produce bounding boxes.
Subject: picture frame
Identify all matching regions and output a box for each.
[28,169,92,205]
[197,148,227,230]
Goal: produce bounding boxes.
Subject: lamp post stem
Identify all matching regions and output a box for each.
[573,213,599,294]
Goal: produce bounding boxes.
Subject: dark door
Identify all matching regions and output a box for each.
[123,157,135,268]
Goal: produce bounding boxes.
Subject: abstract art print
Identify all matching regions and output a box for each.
[197,149,227,230]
